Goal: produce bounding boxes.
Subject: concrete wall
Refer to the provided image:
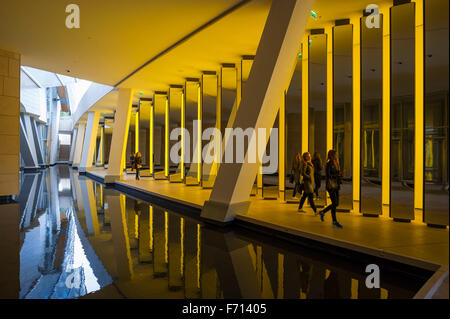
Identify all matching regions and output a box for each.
[0,48,20,196]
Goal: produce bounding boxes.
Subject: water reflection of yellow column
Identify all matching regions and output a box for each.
[138,204,152,263]
[168,214,183,289]
[126,198,138,249]
[184,220,200,298]
[152,207,167,276]
[107,191,133,281]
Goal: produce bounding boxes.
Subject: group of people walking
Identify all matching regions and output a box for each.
[130,152,142,180]
[291,149,344,228]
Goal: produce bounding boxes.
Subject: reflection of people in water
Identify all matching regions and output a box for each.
[134,199,141,216]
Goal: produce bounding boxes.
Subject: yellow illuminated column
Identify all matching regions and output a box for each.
[197,85,202,183]
[351,16,361,207]
[302,36,309,154]
[181,92,185,180]
[135,112,139,154]
[150,101,154,175]
[279,92,286,201]
[412,0,424,211]
[165,97,169,178]
[380,4,391,210]
[325,25,333,156]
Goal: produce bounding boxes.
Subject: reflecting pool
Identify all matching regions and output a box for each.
[7,166,429,299]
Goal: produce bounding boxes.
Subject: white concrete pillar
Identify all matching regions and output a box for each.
[30,118,45,166]
[49,92,61,166]
[69,127,78,164]
[72,123,86,168]
[19,116,39,169]
[79,111,100,173]
[105,88,133,183]
[201,0,313,223]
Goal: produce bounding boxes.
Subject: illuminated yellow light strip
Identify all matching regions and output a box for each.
[135,213,138,240]
[325,25,333,156]
[197,224,201,289]
[197,85,202,183]
[150,102,154,175]
[352,16,361,205]
[180,218,184,277]
[381,4,391,208]
[413,0,424,211]
[278,92,286,198]
[165,98,169,178]
[149,206,153,251]
[380,287,388,299]
[135,112,139,153]
[165,211,168,264]
[351,278,358,299]
[302,37,309,154]
[181,91,185,180]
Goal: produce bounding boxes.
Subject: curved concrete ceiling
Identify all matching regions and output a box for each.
[1,0,392,118]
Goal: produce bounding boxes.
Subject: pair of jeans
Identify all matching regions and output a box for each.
[322,189,339,222]
[298,192,317,213]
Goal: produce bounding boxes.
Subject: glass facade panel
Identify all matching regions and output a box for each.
[201,73,218,188]
[424,0,449,226]
[390,2,415,220]
[360,15,383,215]
[333,24,353,211]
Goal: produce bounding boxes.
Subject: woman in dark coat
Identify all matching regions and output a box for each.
[297,152,317,215]
[318,150,343,228]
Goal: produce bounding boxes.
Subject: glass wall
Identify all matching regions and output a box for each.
[139,99,152,177]
[333,23,353,211]
[185,78,201,186]
[153,93,168,180]
[169,86,183,183]
[424,0,449,226]
[201,73,218,188]
[360,14,383,215]
[390,2,415,220]
[241,57,258,196]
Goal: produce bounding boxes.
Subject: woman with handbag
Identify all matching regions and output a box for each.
[297,152,317,214]
[318,150,343,228]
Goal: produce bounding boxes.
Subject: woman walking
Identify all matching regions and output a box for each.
[297,152,317,215]
[312,152,323,199]
[318,150,343,228]
[134,152,142,180]
[291,152,303,198]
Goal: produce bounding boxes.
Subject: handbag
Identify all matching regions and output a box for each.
[289,173,294,184]
[326,179,338,191]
